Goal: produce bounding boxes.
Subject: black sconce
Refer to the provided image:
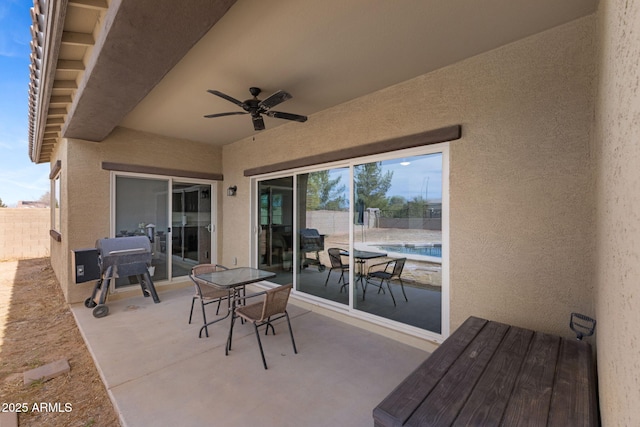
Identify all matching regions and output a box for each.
[227,186,237,196]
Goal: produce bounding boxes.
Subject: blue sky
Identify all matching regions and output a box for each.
[0,0,50,207]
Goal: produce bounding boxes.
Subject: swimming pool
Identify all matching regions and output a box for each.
[376,243,442,258]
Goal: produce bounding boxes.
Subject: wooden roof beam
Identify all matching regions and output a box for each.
[61,31,95,47]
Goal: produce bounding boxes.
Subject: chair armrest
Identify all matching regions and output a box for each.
[367,259,393,275]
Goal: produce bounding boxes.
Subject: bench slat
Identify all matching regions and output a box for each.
[548,339,598,426]
[501,332,560,426]
[373,317,598,426]
[452,325,534,426]
[406,320,509,426]
[373,316,487,427]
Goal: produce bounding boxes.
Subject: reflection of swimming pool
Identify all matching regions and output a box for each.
[376,244,442,258]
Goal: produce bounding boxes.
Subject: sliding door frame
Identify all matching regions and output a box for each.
[250,143,450,342]
[110,170,218,291]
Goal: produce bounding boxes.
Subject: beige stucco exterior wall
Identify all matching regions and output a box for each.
[222,16,596,338]
[50,127,223,303]
[594,1,640,424]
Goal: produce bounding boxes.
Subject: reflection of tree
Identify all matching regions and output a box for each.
[306,171,347,211]
[354,162,393,209]
[0,198,7,208]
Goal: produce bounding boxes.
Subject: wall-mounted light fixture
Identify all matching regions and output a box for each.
[227,185,237,196]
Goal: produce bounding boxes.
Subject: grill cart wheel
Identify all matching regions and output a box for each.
[84,297,97,308]
[93,304,109,318]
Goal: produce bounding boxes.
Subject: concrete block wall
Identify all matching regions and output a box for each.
[0,209,50,260]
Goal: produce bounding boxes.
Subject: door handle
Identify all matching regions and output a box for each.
[206,224,213,233]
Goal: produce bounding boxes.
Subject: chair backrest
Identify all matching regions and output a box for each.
[391,258,406,278]
[190,264,228,290]
[327,248,345,268]
[260,283,293,320]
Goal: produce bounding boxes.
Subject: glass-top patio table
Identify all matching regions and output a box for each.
[194,267,276,338]
[339,250,388,289]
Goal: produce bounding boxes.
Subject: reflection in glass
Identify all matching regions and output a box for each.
[296,167,349,304]
[253,152,444,335]
[115,176,169,287]
[353,154,443,333]
[53,174,61,232]
[171,181,213,278]
[257,177,294,285]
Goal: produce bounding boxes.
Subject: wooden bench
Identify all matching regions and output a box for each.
[373,316,598,426]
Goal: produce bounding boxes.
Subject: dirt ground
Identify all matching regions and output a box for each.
[0,258,120,427]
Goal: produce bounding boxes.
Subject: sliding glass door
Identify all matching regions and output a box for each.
[257,177,294,285]
[114,174,215,288]
[296,167,349,305]
[352,154,443,333]
[252,147,447,337]
[171,182,213,278]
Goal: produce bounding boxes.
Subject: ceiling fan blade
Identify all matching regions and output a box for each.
[266,110,308,122]
[207,90,246,109]
[252,115,265,131]
[204,111,248,118]
[258,90,292,111]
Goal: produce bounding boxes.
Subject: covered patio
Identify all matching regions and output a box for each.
[71,285,428,426]
[25,0,640,424]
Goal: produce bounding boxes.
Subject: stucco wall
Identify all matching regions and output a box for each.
[52,127,223,303]
[0,209,50,260]
[594,0,640,424]
[222,16,596,338]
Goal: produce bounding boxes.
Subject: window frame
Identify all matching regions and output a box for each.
[250,143,450,342]
[49,160,62,242]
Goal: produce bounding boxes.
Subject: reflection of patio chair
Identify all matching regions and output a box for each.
[188,264,232,338]
[365,258,408,306]
[324,248,349,288]
[227,283,297,369]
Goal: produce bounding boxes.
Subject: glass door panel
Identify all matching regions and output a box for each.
[115,176,169,287]
[257,177,294,285]
[296,167,349,304]
[352,154,443,333]
[171,182,213,278]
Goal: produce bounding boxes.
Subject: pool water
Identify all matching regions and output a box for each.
[376,244,442,258]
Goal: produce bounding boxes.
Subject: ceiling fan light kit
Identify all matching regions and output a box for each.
[204,87,307,131]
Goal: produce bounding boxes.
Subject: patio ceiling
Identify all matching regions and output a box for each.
[29,0,597,163]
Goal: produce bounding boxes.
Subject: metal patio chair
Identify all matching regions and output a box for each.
[324,248,349,288]
[226,283,297,369]
[364,257,408,306]
[188,264,232,338]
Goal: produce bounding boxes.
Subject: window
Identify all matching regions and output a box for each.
[252,145,449,340]
[50,160,61,241]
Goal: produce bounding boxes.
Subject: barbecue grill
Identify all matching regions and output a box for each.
[299,228,325,271]
[85,236,160,318]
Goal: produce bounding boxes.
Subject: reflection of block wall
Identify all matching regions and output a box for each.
[0,209,50,260]
[306,210,350,235]
[306,210,443,232]
[379,218,442,230]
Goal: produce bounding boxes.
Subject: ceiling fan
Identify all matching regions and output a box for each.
[204,87,308,131]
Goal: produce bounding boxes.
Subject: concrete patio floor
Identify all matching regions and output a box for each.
[71,285,430,427]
